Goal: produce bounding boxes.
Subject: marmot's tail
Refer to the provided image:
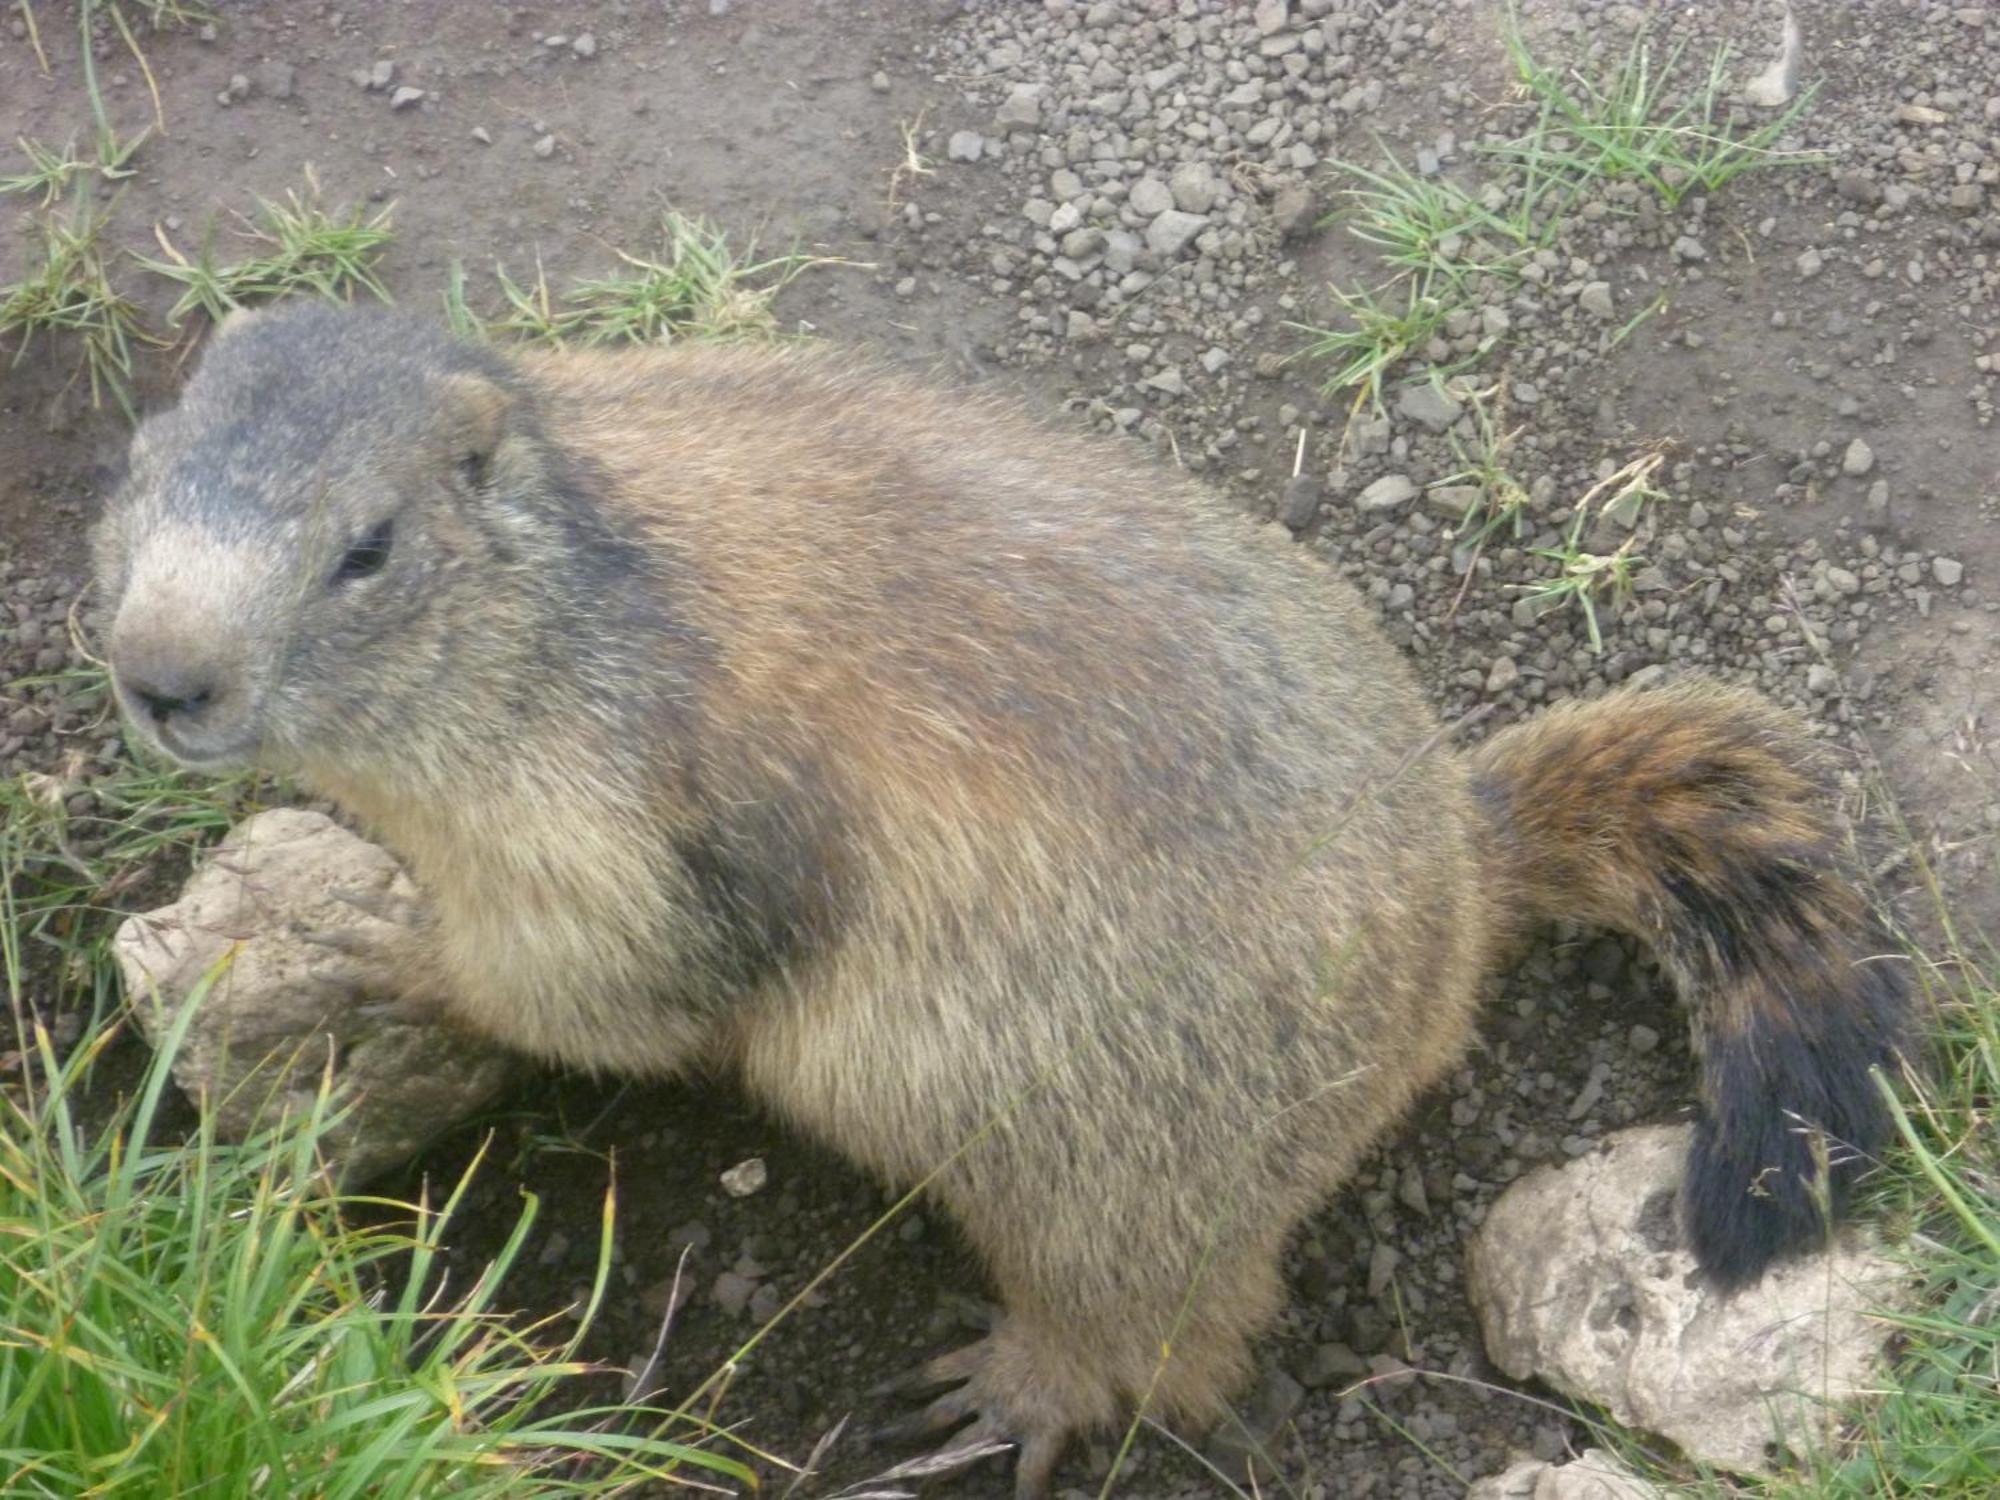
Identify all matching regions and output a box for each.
[1469,678,1910,1284]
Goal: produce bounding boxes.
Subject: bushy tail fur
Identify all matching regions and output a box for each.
[1469,677,1911,1284]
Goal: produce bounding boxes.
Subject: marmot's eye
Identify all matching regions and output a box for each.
[333,519,394,584]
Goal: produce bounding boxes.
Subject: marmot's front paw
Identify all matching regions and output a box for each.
[872,1321,1112,1500]
[297,872,440,1021]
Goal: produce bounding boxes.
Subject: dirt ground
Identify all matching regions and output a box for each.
[3,2,1996,1498]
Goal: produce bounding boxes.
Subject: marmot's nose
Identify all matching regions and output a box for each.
[120,661,221,727]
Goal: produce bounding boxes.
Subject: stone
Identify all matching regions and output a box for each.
[1468,1450,1666,1500]
[1578,281,1615,319]
[1280,474,1322,531]
[1468,1124,1907,1472]
[1145,209,1208,258]
[390,85,426,109]
[1356,474,1418,512]
[1129,176,1175,216]
[1741,5,1802,108]
[1841,438,1874,476]
[1253,0,1289,37]
[1271,183,1317,241]
[112,810,513,1184]
[995,83,1044,129]
[1169,161,1223,215]
[947,130,984,162]
[1931,557,1964,587]
[1396,378,1463,433]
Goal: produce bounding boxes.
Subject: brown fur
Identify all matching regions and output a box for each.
[94,305,1907,1494]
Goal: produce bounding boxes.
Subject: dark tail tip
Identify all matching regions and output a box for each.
[1680,942,1909,1286]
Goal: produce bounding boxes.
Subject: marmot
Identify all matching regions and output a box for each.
[94,303,1909,1496]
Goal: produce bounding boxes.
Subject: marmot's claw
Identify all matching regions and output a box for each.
[870,1334,1072,1500]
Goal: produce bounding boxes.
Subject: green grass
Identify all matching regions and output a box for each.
[137,172,395,326]
[1298,11,1822,403]
[0,195,153,418]
[1511,448,1664,653]
[0,130,145,206]
[1428,377,1531,550]
[1288,275,1458,415]
[456,210,819,347]
[1489,8,1823,212]
[0,987,758,1496]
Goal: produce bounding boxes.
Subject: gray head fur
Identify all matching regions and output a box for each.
[93,303,656,780]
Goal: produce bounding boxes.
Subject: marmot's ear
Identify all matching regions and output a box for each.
[435,372,512,491]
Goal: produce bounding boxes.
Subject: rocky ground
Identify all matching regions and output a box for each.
[2,2,1996,1498]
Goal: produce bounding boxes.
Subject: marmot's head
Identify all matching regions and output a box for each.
[93,303,631,778]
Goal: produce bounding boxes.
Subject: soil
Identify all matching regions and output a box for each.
[2,3,1995,1499]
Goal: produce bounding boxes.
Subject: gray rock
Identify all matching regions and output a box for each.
[1578,281,1615,319]
[367,58,395,91]
[1169,161,1223,215]
[1280,474,1323,531]
[947,130,984,163]
[1842,438,1875,476]
[113,810,514,1184]
[1271,183,1317,240]
[712,1270,757,1317]
[1796,246,1824,278]
[1145,209,1209,258]
[1102,229,1143,274]
[390,85,426,109]
[1302,1340,1367,1388]
[1129,176,1175,216]
[995,83,1044,129]
[1356,474,1418,512]
[1486,657,1521,694]
[1932,557,1964,587]
[1253,0,1290,37]
[1396,378,1463,433]
[1468,1124,1907,1472]
[1207,1365,1304,1480]
[571,32,597,58]
[532,133,556,158]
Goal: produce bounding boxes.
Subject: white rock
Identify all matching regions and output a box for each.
[1468,1124,1906,1473]
[113,809,514,1183]
[947,130,984,162]
[1468,1450,1666,1500]
[1842,438,1875,475]
[1742,5,1802,108]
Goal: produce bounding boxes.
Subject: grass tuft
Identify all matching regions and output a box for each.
[137,171,395,326]
[1298,11,1821,403]
[467,210,820,347]
[0,196,153,419]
